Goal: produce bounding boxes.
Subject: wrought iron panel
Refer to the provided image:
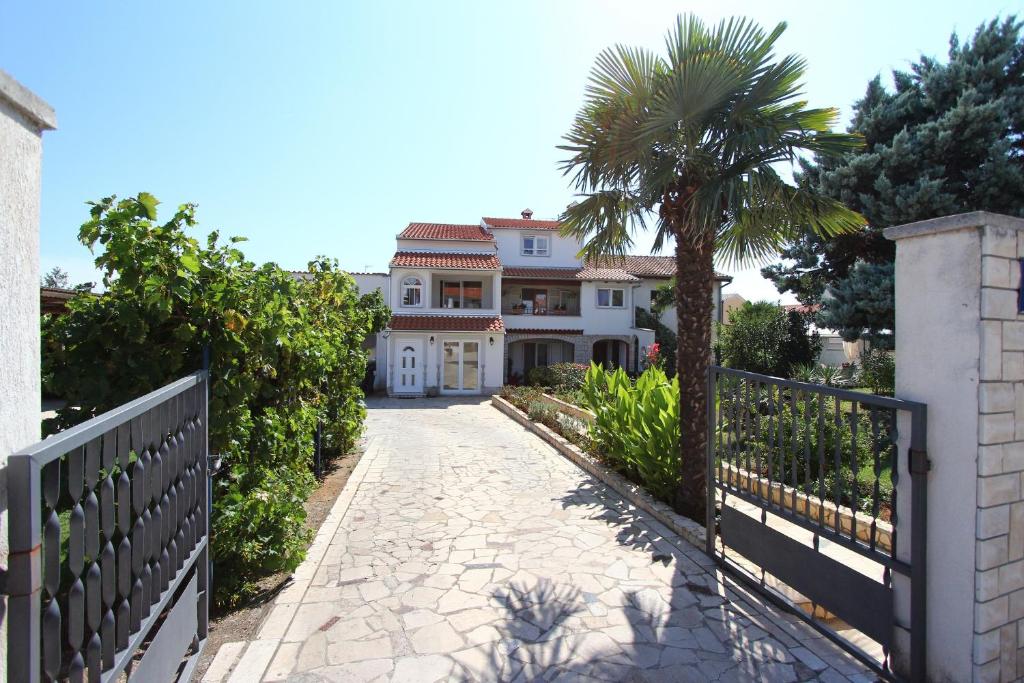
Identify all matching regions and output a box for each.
[706,365,927,682]
[8,372,209,682]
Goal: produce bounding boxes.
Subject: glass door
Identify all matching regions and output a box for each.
[442,340,480,393]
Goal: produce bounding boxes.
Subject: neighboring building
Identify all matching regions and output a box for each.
[781,303,866,367]
[353,209,730,396]
[40,285,83,314]
[721,292,747,325]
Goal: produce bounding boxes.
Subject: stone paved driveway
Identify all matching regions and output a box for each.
[207,397,874,682]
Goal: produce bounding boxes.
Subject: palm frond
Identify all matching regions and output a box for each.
[559,191,646,259]
[559,13,865,264]
[712,169,866,266]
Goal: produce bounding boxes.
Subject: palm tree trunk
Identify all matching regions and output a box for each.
[674,232,715,523]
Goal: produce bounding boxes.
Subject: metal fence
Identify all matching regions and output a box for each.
[8,371,210,682]
[706,366,927,681]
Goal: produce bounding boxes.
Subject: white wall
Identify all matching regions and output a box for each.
[490,228,582,268]
[890,222,979,680]
[578,282,636,334]
[632,278,725,332]
[350,272,388,299]
[349,273,389,388]
[395,238,496,253]
[0,69,56,681]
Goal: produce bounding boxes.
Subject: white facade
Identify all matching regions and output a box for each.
[351,212,729,396]
[0,69,56,680]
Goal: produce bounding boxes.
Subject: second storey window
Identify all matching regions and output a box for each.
[441,280,484,309]
[401,276,423,307]
[521,235,550,256]
[597,287,625,308]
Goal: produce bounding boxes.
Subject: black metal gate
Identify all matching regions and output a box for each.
[8,371,210,681]
[706,366,927,682]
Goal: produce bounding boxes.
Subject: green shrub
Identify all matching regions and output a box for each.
[549,362,588,390]
[717,302,821,378]
[526,366,555,387]
[526,401,556,424]
[499,385,541,411]
[859,348,895,395]
[41,194,389,606]
[580,363,680,503]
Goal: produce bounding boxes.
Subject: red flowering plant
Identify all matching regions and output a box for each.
[645,342,664,370]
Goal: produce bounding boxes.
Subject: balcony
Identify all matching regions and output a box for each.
[501,283,581,318]
[502,303,581,317]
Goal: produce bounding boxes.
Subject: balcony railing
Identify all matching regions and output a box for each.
[502,305,581,317]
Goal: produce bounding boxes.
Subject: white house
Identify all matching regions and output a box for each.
[353,210,729,396]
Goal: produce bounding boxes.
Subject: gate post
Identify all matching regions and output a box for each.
[886,212,1024,682]
[0,70,57,679]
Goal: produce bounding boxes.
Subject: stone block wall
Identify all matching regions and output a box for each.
[973,224,1024,682]
[887,213,1024,682]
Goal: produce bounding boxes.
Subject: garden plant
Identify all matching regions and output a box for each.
[42,193,390,606]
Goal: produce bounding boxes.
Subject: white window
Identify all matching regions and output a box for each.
[521,235,550,256]
[401,276,423,307]
[597,288,625,308]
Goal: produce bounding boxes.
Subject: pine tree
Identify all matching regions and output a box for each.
[763,16,1024,339]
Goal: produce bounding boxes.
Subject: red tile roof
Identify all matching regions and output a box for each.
[483,216,562,230]
[575,266,639,282]
[502,264,639,281]
[783,303,821,315]
[389,315,504,332]
[503,266,583,279]
[505,328,584,336]
[590,255,732,281]
[390,252,501,270]
[399,223,494,241]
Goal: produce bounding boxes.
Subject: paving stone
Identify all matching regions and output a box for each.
[391,654,454,682]
[226,397,872,682]
[326,634,393,664]
[409,621,465,654]
[261,641,300,681]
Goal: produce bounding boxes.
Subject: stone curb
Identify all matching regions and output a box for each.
[537,393,595,423]
[490,395,707,551]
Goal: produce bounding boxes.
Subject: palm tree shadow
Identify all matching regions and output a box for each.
[451,578,669,682]
[449,477,849,680]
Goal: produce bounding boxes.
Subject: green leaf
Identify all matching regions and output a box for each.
[180,253,200,273]
[137,192,160,220]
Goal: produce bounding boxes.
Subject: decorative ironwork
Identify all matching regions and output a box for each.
[706,366,927,682]
[9,372,209,682]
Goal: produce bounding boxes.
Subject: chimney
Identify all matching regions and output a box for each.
[521,208,534,220]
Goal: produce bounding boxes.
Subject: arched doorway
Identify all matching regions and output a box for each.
[592,339,626,369]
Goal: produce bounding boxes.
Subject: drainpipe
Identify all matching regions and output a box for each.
[630,284,641,328]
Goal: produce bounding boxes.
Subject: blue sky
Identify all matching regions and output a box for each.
[3,0,1016,301]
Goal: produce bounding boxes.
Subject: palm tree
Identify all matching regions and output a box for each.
[559,16,865,522]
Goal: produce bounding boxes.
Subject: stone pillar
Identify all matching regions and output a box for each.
[0,69,57,679]
[886,212,1024,682]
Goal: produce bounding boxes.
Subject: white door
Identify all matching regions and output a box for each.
[442,340,480,394]
[395,340,422,394]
